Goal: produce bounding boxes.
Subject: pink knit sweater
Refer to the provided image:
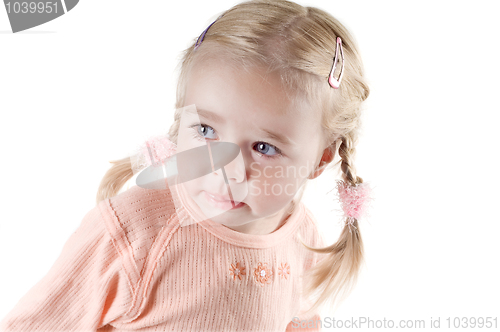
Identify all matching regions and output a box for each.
[0,181,327,332]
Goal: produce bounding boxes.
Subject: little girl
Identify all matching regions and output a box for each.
[0,0,370,331]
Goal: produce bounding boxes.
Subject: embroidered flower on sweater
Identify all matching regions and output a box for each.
[229,262,246,280]
[253,262,273,286]
[278,262,290,280]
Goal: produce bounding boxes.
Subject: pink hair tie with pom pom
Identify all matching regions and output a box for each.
[130,135,178,177]
[142,135,177,167]
[336,180,372,231]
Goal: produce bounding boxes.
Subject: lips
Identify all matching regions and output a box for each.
[203,191,245,210]
[206,191,242,204]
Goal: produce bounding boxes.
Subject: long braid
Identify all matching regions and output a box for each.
[339,133,363,186]
[300,132,365,315]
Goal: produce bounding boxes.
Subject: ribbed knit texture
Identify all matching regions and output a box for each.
[0,181,327,332]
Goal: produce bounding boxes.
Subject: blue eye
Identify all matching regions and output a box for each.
[254,142,281,158]
[189,122,283,159]
[195,124,217,139]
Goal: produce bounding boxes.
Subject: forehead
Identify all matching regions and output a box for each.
[184,56,323,137]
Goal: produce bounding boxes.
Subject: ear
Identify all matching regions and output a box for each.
[308,142,337,180]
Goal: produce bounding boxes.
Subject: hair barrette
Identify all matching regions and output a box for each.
[328,37,345,89]
[194,14,224,51]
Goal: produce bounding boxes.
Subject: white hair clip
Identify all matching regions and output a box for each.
[328,37,345,89]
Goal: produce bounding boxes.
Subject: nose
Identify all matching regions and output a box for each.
[210,141,245,183]
[215,149,245,183]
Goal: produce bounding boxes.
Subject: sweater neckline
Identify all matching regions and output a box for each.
[172,176,305,249]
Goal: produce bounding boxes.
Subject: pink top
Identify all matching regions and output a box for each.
[0,181,327,332]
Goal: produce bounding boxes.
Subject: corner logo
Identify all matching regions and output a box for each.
[3,0,79,33]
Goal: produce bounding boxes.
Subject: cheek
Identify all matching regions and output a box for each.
[176,128,200,153]
[247,164,303,203]
[180,178,202,205]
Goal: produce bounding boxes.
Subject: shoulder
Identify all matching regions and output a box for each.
[99,185,178,240]
[97,185,180,285]
[103,185,177,223]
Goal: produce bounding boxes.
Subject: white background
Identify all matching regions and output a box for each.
[1,0,499,330]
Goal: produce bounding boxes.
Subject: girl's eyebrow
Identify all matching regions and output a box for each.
[258,128,293,146]
[187,107,293,146]
[187,108,226,124]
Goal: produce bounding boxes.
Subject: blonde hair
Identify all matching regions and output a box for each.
[96,0,369,315]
